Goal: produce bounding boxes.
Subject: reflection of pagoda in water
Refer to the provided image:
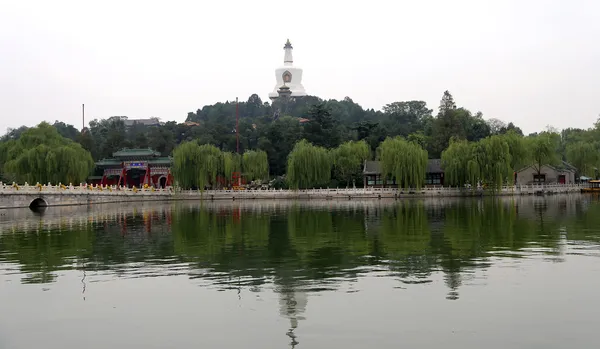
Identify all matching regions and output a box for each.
[277,286,308,348]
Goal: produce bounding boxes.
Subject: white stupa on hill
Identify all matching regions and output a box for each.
[268,39,307,100]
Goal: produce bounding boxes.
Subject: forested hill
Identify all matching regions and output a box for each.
[3,90,582,178]
[182,90,524,165]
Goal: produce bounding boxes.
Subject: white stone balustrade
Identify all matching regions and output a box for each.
[0,181,586,210]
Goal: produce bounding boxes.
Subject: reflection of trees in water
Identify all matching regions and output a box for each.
[2,196,600,305]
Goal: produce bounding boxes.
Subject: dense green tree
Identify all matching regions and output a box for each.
[222,152,242,184]
[429,92,469,157]
[473,135,513,190]
[242,150,269,182]
[52,121,80,140]
[257,115,303,176]
[381,101,432,138]
[172,142,222,190]
[378,136,428,189]
[441,139,478,187]
[332,140,371,187]
[1,126,29,142]
[0,122,94,184]
[502,130,530,171]
[287,140,331,189]
[566,141,599,177]
[302,103,341,149]
[528,132,561,177]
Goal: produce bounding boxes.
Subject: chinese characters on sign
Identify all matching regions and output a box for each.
[125,162,146,169]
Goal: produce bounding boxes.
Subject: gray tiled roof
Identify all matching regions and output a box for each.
[123,118,160,126]
[363,159,443,174]
[363,160,381,174]
[112,148,161,158]
[426,159,443,173]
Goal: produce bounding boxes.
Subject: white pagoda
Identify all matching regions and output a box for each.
[268,39,307,100]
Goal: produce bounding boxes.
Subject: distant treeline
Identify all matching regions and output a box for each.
[1,91,599,187]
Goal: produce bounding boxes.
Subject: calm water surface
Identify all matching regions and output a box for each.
[1,196,600,348]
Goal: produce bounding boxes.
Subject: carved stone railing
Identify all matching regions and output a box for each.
[0,182,584,196]
[0,182,173,195]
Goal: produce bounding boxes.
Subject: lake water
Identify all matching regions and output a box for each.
[1,196,600,348]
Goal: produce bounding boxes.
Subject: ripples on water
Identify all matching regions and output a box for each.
[2,196,600,348]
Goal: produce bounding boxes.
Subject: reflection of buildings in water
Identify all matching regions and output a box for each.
[277,287,308,348]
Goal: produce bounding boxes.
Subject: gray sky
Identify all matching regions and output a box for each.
[1,0,599,135]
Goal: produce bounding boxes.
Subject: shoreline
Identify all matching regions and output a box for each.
[0,184,585,210]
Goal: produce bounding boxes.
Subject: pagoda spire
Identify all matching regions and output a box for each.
[283,39,293,65]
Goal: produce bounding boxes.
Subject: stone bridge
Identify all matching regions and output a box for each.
[0,183,172,210]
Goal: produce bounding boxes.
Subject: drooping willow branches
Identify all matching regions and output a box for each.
[476,135,513,190]
[378,136,428,189]
[442,135,514,190]
[441,139,477,187]
[173,142,222,190]
[287,140,331,189]
[332,140,371,187]
[1,122,94,184]
[242,150,269,182]
[173,143,270,189]
[222,152,241,182]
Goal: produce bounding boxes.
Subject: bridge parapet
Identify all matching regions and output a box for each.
[0,182,173,195]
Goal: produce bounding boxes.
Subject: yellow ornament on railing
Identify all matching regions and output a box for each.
[12,182,19,191]
[36,183,42,191]
[133,186,138,193]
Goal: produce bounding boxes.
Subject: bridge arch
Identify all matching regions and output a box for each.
[29,197,48,210]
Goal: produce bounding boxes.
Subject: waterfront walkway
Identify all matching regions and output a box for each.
[0,182,586,209]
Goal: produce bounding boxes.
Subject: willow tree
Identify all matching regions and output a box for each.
[378,136,427,189]
[502,130,530,171]
[527,132,560,177]
[566,141,599,177]
[222,152,241,184]
[1,122,94,184]
[441,139,478,187]
[242,150,269,182]
[173,142,222,190]
[287,140,331,189]
[474,135,513,190]
[332,140,371,187]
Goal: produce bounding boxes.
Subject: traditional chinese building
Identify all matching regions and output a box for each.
[363,159,445,188]
[88,148,173,188]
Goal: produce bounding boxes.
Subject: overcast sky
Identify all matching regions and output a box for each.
[1,0,599,135]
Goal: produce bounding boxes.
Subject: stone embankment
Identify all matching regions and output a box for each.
[0,182,585,209]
